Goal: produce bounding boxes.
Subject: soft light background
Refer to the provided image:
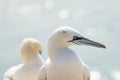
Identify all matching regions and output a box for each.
[0,0,120,80]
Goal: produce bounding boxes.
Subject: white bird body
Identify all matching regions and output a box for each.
[4,56,43,80]
[46,48,83,80]
[38,26,105,80]
[4,38,44,80]
[39,49,90,80]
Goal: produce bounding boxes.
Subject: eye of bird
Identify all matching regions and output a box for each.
[62,30,66,34]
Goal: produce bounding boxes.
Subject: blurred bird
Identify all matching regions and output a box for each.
[4,38,44,80]
[38,26,106,80]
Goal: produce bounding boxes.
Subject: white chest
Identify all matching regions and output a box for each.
[47,52,84,80]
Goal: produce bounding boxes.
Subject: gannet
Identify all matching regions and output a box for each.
[38,26,106,80]
[4,38,44,80]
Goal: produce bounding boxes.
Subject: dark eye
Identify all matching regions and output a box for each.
[62,30,66,33]
[73,36,83,40]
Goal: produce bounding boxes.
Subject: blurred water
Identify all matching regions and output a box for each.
[0,0,120,80]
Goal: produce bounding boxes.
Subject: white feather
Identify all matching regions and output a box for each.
[4,38,44,80]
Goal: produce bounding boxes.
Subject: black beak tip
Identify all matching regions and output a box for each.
[100,44,106,49]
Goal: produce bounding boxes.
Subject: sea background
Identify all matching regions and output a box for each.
[0,0,120,80]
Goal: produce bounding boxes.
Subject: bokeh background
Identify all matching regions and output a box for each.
[0,0,120,80]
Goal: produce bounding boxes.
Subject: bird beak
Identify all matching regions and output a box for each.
[39,51,42,55]
[68,36,106,48]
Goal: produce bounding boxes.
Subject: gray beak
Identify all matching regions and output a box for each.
[39,51,42,55]
[68,36,106,48]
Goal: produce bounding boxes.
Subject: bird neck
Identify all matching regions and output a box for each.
[48,41,69,60]
[21,51,40,64]
[48,37,70,60]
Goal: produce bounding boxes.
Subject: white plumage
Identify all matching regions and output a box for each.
[38,26,105,80]
[4,38,44,80]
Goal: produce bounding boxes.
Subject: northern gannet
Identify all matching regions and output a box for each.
[4,38,44,80]
[38,26,106,80]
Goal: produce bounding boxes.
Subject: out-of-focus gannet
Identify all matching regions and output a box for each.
[38,26,106,80]
[4,38,44,80]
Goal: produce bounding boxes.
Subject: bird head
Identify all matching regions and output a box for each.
[48,26,106,48]
[20,38,42,56]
